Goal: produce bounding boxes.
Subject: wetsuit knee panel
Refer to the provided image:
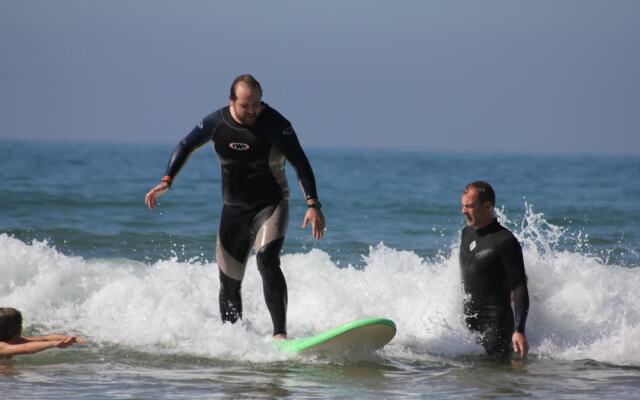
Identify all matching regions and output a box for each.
[253,201,288,251]
[256,237,284,272]
[216,237,249,282]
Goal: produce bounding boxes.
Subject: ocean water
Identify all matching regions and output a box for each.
[1,140,639,399]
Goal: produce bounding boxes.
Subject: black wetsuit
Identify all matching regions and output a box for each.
[459,219,529,357]
[163,103,318,335]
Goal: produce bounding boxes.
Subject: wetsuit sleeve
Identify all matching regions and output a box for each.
[500,236,529,333]
[268,123,319,200]
[512,283,529,333]
[164,113,218,181]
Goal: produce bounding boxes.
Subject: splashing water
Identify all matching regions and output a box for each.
[1,204,639,366]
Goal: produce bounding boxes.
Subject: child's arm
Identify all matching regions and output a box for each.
[0,339,63,356]
[22,335,87,344]
[0,336,87,357]
[22,335,70,342]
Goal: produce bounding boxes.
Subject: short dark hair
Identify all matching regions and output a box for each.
[0,307,23,341]
[464,181,495,206]
[229,74,263,100]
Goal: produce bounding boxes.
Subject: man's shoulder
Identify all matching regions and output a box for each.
[261,104,291,127]
[199,108,227,132]
[494,224,521,250]
[204,107,226,123]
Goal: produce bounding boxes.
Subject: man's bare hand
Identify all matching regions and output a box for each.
[302,207,325,240]
[145,182,169,209]
[512,332,529,358]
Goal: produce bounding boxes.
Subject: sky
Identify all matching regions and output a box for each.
[1,1,639,155]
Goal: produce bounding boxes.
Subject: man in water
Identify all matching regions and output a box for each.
[459,181,530,358]
[145,74,325,339]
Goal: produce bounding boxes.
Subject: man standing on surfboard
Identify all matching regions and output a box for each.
[459,181,530,358]
[145,74,325,339]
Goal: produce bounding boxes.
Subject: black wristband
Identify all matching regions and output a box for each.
[307,202,322,210]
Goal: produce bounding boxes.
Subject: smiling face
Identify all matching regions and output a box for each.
[229,83,262,126]
[461,187,494,229]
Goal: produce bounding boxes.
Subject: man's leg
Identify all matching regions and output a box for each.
[466,307,514,359]
[218,269,242,323]
[216,205,253,324]
[481,322,513,359]
[478,309,514,359]
[253,201,289,336]
[256,238,287,336]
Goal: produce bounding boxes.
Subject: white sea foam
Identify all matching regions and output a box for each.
[1,205,639,365]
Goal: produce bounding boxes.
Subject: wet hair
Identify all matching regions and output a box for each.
[0,307,23,341]
[229,74,263,101]
[463,181,496,206]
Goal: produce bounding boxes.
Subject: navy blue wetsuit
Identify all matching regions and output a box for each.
[459,219,529,357]
[163,103,319,335]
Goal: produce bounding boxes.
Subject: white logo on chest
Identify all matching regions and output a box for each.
[229,142,250,151]
[470,240,476,251]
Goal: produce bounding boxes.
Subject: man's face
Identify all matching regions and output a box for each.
[461,188,493,229]
[229,83,262,125]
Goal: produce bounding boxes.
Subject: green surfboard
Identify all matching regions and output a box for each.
[277,317,396,355]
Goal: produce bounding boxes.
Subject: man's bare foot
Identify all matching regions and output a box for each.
[273,333,287,340]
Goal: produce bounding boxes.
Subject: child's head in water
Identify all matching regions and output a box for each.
[0,308,23,342]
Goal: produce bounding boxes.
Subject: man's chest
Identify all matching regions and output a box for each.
[461,234,503,276]
[213,126,272,162]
